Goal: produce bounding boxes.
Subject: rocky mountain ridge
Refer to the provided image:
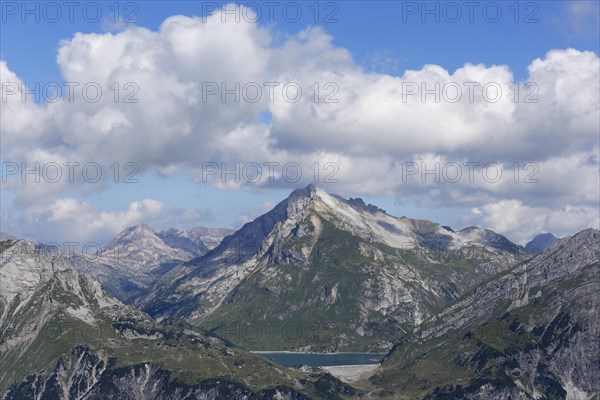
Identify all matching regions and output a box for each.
[9,224,234,304]
[158,226,236,253]
[0,239,354,400]
[369,228,600,398]
[137,185,528,351]
[1,185,596,399]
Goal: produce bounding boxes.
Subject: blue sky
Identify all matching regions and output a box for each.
[3,1,599,84]
[1,1,599,244]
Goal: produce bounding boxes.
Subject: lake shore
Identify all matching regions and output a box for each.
[321,364,380,383]
[251,351,386,369]
[250,351,386,355]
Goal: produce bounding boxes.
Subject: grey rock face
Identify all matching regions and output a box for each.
[65,224,195,303]
[31,224,231,304]
[157,226,235,255]
[0,239,347,400]
[137,185,527,351]
[3,347,309,400]
[373,228,600,399]
[525,232,560,254]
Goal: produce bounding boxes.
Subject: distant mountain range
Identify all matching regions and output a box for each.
[1,185,597,399]
[158,226,236,253]
[137,185,528,351]
[13,225,234,304]
[525,232,561,254]
[0,239,351,399]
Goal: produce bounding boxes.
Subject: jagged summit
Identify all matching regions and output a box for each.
[285,183,319,203]
[101,224,175,253]
[97,223,187,264]
[452,226,522,254]
[75,224,196,302]
[174,185,528,274]
[283,183,322,216]
[286,184,385,215]
[0,232,17,241]
[108,223,157,244]
[296,182,318,195]
[348,197,386,214]
[128,223,155,232]
[525,232,560,254]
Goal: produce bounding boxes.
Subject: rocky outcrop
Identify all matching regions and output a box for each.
[0,239,351,400]
[3,347,310,400]
[371,229,600,399]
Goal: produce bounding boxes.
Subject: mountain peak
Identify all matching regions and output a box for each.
[101,223,180,260]
[283,184,326,217]
[305,182,317,193]
[287,183,318,201]
[0,232,17,241]
[525,232,560,254]
[108,224,157,243]
[348,197,386,214]
[125,223,155,235]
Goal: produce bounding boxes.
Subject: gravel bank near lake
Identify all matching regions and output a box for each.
[321,364,380,383]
